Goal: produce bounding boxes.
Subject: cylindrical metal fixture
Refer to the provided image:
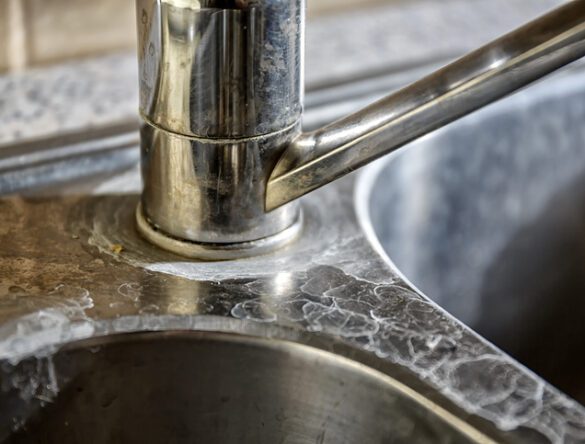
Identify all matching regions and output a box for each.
[135,0,585,260]
[136,0,304,256]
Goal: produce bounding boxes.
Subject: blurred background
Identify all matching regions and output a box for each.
[0,0,395,72]
[0,0,562,148]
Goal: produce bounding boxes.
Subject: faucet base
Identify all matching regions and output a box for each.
[135,203,303,261]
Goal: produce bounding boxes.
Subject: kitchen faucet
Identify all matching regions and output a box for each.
[135,0,585,260]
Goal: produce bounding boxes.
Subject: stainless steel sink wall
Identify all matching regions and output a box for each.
[2,332,478,444]
[368,65,585,403]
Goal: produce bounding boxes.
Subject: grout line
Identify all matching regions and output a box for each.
[7,0,28,71]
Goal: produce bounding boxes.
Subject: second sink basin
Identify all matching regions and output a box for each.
[366,66,585,404]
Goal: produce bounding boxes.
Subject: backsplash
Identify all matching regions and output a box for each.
[0,0,390,72]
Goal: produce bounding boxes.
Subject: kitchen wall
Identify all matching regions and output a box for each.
[0,0,391,72]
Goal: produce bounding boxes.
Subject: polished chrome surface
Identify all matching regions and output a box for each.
[136,202,303,259]
[136,0,304,252]
[1,331,491,443]
[136,0,585,256]
[366,65,585,404]
[139,123,301,246]
[136,0,303,138]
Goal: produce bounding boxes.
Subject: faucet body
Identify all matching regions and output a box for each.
[136,0,304,257]
[135,0,585,259]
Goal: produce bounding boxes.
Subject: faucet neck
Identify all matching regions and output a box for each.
[135,0,305,259]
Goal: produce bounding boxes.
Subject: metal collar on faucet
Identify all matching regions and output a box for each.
[135,0,585,260]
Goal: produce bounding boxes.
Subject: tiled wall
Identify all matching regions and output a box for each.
[1,0,139,71]
[0,0,390,72]
[0,1,10,71]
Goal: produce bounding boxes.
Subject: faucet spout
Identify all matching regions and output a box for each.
[266,0,585,211]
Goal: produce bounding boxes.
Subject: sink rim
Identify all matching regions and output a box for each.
[1,328,498,444]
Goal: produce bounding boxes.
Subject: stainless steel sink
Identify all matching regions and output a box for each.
[2,332,479,444]
[366,65,585,404]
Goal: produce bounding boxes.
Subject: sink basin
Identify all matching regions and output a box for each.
[1,332,480,444]
[366,66,585,404]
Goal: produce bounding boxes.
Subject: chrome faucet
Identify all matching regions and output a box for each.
[135,0,585,260]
